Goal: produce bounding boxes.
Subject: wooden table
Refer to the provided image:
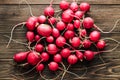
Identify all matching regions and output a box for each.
[0,0,120,80]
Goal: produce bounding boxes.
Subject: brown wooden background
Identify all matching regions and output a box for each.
[0,0,120,80]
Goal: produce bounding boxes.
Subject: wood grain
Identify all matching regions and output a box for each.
[0,0,120,80]
[0,0,120,4]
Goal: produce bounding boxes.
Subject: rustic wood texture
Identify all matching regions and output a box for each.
[0,0,120,4]
[0,0,120,80]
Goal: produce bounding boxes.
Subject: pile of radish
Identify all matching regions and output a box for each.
[6,0,120,80]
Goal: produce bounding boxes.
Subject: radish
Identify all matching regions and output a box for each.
[60,0,69,10]
[35,44,44,52]
[36,63,44,72]
[46,36,54,43]
[26,31,35,42]
[79,29,87,37]
[75,11,84,19]
[70,37,81,48]
[89,31,100,42]
[74,20,81,28]
[75,51,83,61]
[82,39,92,49]
[27,51,40,66]
[52,28,60,38]
[48,61,58,71]
[44,6,54,16]
[60,48,71,58]
[70,2,78,12]
[97,40,106,49]
[26,16,38,31]
[47,44,58,55]
[41,52,50,62]
[37,24,52,37]
[35,35,40,41]
[67,54,78,65]
[56,21,66,31]
[84,50,94,61]
[62,9,74,23]
[83,17,94,29]
[80,2,90,12]
[13,51,29,63]
[48,17,56,25]
[56,36,66,47]
[67,23,74,31]
[38,15,46,24]
[53,54,62,63]
[64,30,75,39]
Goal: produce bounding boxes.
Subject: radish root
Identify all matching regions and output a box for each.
[19,0,34,17]
[94,18,120,33]
[6,22,26,48]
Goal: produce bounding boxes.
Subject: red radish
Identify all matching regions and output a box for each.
[41,52,49,62]
[44,6,54,16]
[27,51,40,66]
[53,54,62,63]
[80,2,90,12]
[48,61,58,71]
[89,31,100,42]
[26,31,35,42]
[60,0,69,10]
[38,15,46,24]
[36,63,44,72]
[46,36,54,43]
[35,44,44,52]
[75,11,84,19]
[67,55,78,64]
[71,37,81,48]
[48,17,56,25]
[97,40,106,49]
[75,51,83,61]
[83,17,94,29]
[74,20,81,28]
[70,2,78,12]
[13,51,29,63]
[67,23,74,31]
[82,39,92,48]
[56,36,66,47]
[26,17,38,31]
[64,30,75,39]
[62,9,74,23]
[52,28,60,38]
[61,48,71,58]
[47,44,58,55]
[35,35,40,41]
[80,29,87,37]
[37,24,52,37]
[84,50,94,61]
[56,21,66,31]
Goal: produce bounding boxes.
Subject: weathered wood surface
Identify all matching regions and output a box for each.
[0,0,120,4]
[0,0,120,80]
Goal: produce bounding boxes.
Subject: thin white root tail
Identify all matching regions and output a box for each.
[6,22,26,48]
[94,18,120,33]
[101,38,120,53]
[19,0,34,17]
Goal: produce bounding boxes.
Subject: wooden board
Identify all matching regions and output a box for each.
[0,0,120,4]
[0,0,120,80]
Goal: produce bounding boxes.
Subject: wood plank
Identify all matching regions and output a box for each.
[0,5,120,33]
[0,0,120,5]
[0,59,120,80]
[0,32,120,59]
